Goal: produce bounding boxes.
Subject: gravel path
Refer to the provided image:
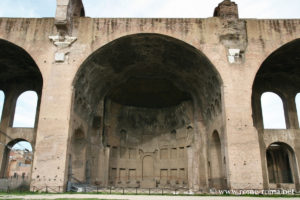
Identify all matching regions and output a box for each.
[1,194,299,200]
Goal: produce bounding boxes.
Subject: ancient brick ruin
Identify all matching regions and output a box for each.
[0,0,299,192]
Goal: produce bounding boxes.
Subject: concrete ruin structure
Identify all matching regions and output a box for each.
[0,0,299,192]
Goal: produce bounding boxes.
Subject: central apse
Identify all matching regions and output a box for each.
[70,34,224,189]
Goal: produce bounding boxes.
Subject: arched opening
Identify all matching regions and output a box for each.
[209,131,225,189]
[261,92,286,129]
[252,39,300,129]
[296,93,300,127]
[0,39,42,189]
[266,143,296,186]
[71,34,224,189]
[0,139,33,179]
[252,39,300,190]
[0,39,42,91]
[13,91,38,128]
[0,90,5,122]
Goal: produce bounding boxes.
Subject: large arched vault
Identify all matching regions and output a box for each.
[70,33,224,189]
[74,34,222,122]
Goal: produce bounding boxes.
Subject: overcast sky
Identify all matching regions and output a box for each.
[0,0,299,151]
[0,0,299,18]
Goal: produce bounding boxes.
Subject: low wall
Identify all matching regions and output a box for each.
[0,177,30,191]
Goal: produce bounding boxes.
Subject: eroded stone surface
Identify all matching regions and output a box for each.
[0,0,299,193]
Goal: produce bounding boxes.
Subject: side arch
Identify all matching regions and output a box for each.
[251,38,300,190]
[266,142,299,188]
[252,38,300,129]
[0,39,43,187]
[0,39,43,129]
[0,139,33,178]
[248,38,300,93]
[0,39,43,91]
